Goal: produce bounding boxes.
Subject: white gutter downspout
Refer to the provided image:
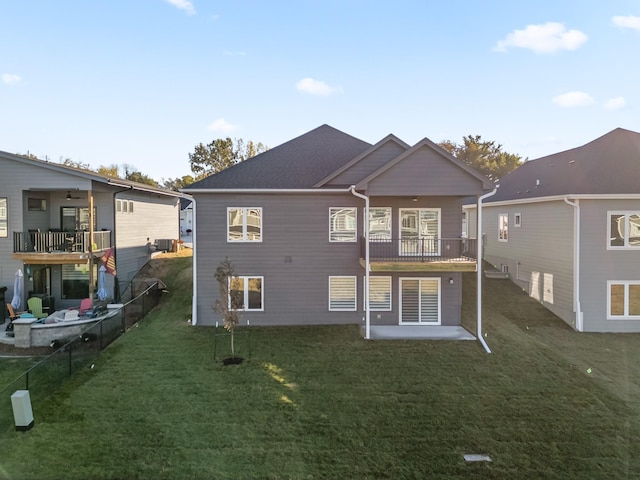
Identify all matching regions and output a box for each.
[349,186,370,339]
[477,188,497,353]
[564,197,583,331]
[191,197,198,325]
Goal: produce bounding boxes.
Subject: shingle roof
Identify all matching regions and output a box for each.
[183,125,372,189]
[487,128,640,202]
[0,150,182,197]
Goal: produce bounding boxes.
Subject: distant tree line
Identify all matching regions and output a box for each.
[45,137,268,191]
[43,133,520,191]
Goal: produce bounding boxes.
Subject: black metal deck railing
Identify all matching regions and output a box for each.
[360,237,477,263]
[13,230,111,254]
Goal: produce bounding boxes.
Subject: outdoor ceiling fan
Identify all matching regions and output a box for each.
[66,190,82,200]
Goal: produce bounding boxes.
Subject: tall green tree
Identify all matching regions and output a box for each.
[60,157,92,171]
[189,137,268,179]
[125,170,159,187]
[96,164,120,177]
[439,135,524,183]
[161,175,195,191]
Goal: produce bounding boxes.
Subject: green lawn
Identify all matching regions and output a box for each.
[2,254,640,479]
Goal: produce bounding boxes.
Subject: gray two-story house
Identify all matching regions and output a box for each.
[183,125,494,341]
[1,151,182,313]
[465,128,640,332]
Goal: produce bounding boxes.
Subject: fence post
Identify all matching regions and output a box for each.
[68,342,73,377]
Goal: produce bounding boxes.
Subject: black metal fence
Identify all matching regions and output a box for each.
[0,281,163,432]
[360,237,477,263]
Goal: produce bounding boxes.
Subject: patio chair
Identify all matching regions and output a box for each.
[6,303,27,336]
[7,303,22,321]
[27,297,48,319]
[78,298,93,315]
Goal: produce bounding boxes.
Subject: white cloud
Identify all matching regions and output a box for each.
[494,22,588,54]
[552,91,595,108]
[296,77,342,96]
[612,15,640,31]
[604,97,627,110]
[2,73,22,85]
[223,51,247,57]
[164,0,195,15]
[207,118,238,134]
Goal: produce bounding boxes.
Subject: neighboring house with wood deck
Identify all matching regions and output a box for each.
[0,150,182,313]
[183,125,494,341]
[465,128,640,332]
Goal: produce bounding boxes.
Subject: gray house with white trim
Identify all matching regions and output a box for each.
[0,151,181,313]
[183,125,494,340]
[465,128,640,332]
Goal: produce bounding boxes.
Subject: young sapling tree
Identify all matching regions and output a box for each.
[214,257,242,358]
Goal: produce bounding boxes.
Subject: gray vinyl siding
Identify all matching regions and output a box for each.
[0,158,94,300]
[483,201,576,328]
[114,191,180,284]
[195,192,364,326]
[579,199,640,332]
[366,146,483,196]
[194,193,466,327]
[326,142,407,187]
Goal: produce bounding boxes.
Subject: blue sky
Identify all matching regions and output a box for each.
[1,0,639,182]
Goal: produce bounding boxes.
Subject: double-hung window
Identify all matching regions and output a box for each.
[498,213,509,242]
[0,198,7,238]
[608,281,640,319]
[608,212,640,249]
[330,207,357,242]
[367,276,392,311]
[228,208,262,242]
[230,276,263,311]
[329,276,357,311]
[369,207,391,241]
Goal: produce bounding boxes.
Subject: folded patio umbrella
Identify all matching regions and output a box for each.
[11,269,23,310]
[97,265,109,301]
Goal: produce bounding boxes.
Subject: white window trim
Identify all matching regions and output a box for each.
[369,207,392,242]
[230,275,264,312]
[329,276,357,311]
[607,211,640,250]
[514,213,521,227]
[366,276,392,311]
[607,280,640,320]
[398,208,442,256]
[227,207,263,242]
[329,207,357,243]
[498,213,509,242]
[398,277,441,325]
[0,197,7,238]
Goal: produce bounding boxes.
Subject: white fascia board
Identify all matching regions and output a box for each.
[183,188,353,194]
[481,194,640,208]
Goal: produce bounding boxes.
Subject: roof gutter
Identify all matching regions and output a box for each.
[183,188,354,194]
[469,193,640,208]
[107,179,183,197]
[477,187,498,353]
[349,186,370,339]
[563,197,583,331]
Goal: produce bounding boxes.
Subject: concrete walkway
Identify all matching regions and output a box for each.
[366,325,476,341]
